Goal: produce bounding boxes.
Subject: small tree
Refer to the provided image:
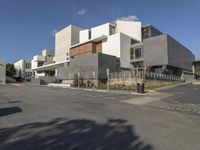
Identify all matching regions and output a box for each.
[6,63,16,77]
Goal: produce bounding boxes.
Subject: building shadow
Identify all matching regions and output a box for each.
[0,107,22,117]
[0,118,153,150]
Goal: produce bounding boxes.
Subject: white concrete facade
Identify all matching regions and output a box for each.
[102,34,121,57]
[55,25,83,62]
[79,29,90,43]
[31,49,54,78]
[78,20,141,68]
[0,60,6,84]
[14,59,32,78]
[31,20,142,79]
[91,23,114,38]
[101,33,132,68]
[115,20,142,41]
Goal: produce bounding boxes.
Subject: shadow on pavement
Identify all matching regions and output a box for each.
[0,118,153,150]
[0,107,22,117]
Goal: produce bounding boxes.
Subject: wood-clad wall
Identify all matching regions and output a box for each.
[70,42,102,58]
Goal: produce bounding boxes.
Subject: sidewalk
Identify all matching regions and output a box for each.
[47,83,147,96]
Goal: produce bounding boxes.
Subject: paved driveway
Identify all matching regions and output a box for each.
[151,84,200,115]
[0,84,200,150]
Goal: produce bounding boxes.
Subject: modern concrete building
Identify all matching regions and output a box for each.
[14,59,32,79]
[131,25,195,76]
[31,49,55,78]
[193,61,200,79]
[0,60,6,84]
[31,20,195,83]
[55,25,83,62]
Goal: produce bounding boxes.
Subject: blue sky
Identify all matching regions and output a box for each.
[0,0,200,63]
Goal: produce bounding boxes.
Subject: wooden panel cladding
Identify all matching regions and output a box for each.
[70,42,102,58]
[95,42,102,53]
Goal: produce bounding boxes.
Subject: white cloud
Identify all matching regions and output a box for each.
[50,29,58,37]
[112,15,139,24]
[117,15,139,21]
[77,9,87,15]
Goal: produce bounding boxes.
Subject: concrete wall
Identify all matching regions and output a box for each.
[102,33,121,58]
[39,76,57,85]
[116,20,142,41]
[143,34,194,71]
[120,33,132,68]
[0,61,6,84]
[80,29,90,43]
[42,49,53,57]
[143,34,168,67]
[57,54,99,80]
[100,33,132,69]
[55,25,83,62]
[98,54,119,78]
[91,23,111,38]
[71,25,83,45]
[44,57,54,65]
[57,53,118,80]
[167,35,195,71]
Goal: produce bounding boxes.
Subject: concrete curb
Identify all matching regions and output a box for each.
[46,84,147,96]
[193,81,200,85]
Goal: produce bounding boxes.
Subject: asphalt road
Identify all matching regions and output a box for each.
[0,84,200,150]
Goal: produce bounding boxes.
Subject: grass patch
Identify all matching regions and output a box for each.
[145,81,182,90]
[97,82,136,91]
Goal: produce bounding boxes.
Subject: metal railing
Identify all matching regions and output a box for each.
[109,71,182,82]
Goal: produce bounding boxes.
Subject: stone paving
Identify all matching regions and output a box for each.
[149,84,200,115]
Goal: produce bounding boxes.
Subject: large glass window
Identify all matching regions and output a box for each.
[130,48,134,59]
[135,47,142,59]
[142,27,150,40]
[130,47,143,60]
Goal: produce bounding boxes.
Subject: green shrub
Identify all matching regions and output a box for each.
[73,74,78,87]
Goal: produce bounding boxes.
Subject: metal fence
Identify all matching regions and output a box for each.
[109,71,182,82]
[60,69,182,82]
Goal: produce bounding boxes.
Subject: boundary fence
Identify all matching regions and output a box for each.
[109,71,182,82]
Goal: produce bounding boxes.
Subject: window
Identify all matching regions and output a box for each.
[26,63,31,69]
[142,27,150,40]
[135,48,142,59]
[130,48,134,59]
[130,47,143,60]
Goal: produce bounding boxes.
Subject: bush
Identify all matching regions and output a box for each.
[98,81,107,90]
[73,74,92,88]
[73,74,78,87]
